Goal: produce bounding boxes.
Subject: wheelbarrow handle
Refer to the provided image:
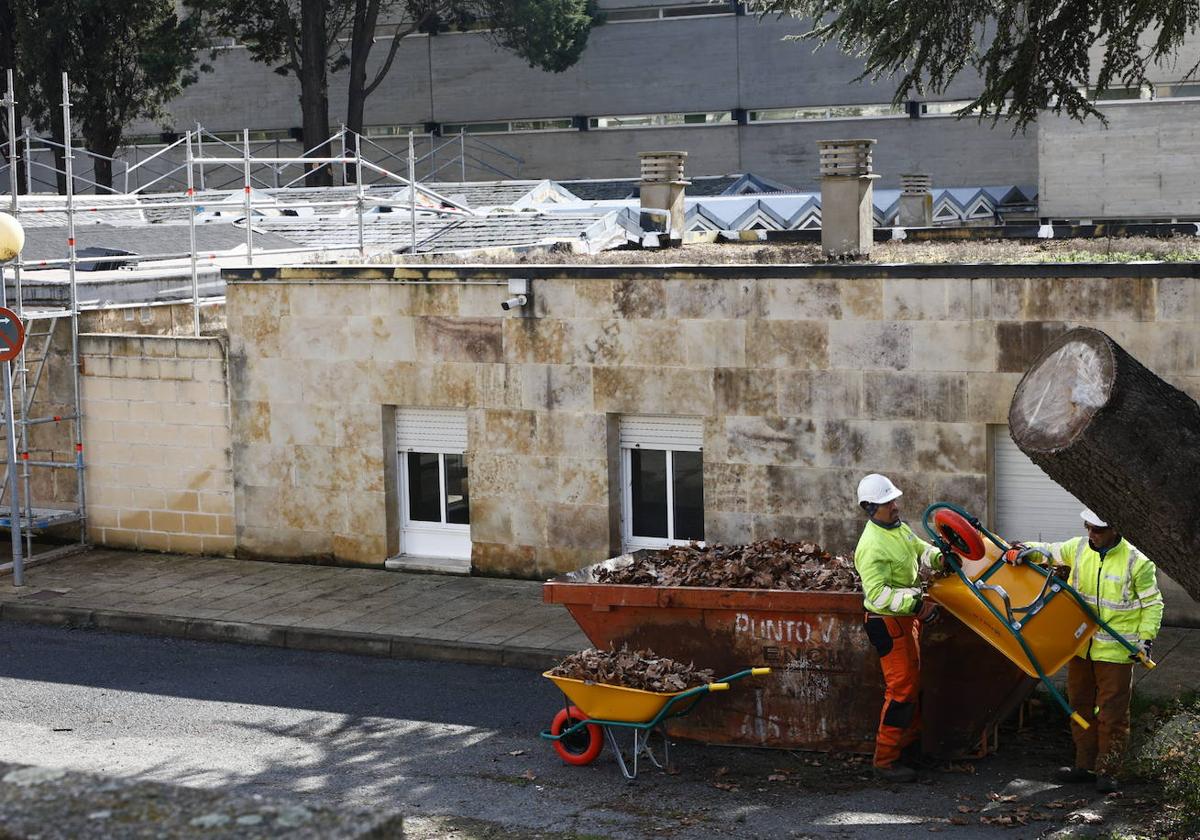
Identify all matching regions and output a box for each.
[708,683,729,691]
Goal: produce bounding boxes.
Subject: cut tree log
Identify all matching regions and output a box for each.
[1008,327,1200,601]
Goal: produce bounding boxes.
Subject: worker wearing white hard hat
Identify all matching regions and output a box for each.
[1006,507,1163,793]
[852,473,946,783]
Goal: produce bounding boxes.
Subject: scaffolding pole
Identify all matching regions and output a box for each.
[62,71,86,546]
[243,129,253,265]
[355,132,365,258]
[409,131,417,252]
[186,131,200,336]
[7,68,33,562]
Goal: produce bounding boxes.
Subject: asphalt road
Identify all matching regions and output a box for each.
[0,623,1143,838]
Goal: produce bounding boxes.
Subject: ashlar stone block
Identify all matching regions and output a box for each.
[592,367,715,416]
[764,278,842,320]
[685,321,746,369]
[724,415,819,466]
[714,368,777,417]
[862,372,968,422]
[777,370,862,419]
[520,364,593,412]
[745,320,829,369]
[828,321,911,370]
[910,321,997,372]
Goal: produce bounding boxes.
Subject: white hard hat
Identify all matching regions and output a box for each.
[1080,508,1108,528]
[857,473,903,505]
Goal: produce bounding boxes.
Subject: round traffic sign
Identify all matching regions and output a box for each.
[0,307,25,363]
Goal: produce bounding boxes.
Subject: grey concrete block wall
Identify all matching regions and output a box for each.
[223,266,1200,592]
[1039,100,1200,219]
[120,16,1040,189]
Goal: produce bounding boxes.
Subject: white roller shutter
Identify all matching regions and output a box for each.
[396,408,468,453]
[620,415,704,451]
[992,428,1085,542]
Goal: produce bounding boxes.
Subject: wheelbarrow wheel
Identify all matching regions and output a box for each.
[550,706,603,766]
[932,508,986,561]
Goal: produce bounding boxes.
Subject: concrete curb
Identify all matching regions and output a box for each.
[0,602,569,671]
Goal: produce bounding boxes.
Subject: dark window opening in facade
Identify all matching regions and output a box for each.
[621,415,704,550]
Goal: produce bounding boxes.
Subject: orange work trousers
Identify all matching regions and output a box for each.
[1066,656,1133,776]
[864,613,921,768]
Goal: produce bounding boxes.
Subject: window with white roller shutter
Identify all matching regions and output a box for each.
[619,415,705,551]
[991,426,1087,543]
[396,408,470,560]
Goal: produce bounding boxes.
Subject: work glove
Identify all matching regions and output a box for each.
[1001,542,1029,565]
[1130,639,1154,661]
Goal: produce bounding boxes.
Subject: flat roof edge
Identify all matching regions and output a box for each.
[221,261,1200,283]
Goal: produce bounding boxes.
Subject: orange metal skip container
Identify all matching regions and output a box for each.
[544,553,1036,757]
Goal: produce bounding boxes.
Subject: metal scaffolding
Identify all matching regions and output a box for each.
[0,73,484,583]
[0,71,88,584]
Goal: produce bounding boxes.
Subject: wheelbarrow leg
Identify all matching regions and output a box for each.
[604,725,672,781]
[604,727,637,780]
[639,725,670,772]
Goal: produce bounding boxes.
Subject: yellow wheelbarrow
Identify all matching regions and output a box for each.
[921,502,1156,730]
[540,667,771,780]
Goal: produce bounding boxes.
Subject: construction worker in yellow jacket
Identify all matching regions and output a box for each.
[853,473,944,783]
[1006,508,1164,794]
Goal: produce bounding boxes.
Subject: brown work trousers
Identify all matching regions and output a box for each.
[1066,656,1133,776]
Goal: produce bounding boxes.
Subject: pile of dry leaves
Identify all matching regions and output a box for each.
[595,539,860,591]
[549,646,715,693]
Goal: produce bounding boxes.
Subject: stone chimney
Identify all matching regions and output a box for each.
[898,173,934,227]
[817,139,878,257]
[639,151,688,242]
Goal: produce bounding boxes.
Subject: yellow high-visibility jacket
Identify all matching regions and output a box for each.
[1031,536,1164,663]
[854,520,943,616]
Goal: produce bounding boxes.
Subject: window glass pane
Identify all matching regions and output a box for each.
[630,449,668,538]
[444,453,470,525]
[407,452,442,522]
[672,450,705,541]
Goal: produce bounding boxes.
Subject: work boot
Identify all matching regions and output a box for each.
[873,763,917,783]
[1096,775,1121,794]
[1055,766,1096,784]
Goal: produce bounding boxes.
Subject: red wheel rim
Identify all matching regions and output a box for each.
[551,705,603,766]
[932,509,986,561]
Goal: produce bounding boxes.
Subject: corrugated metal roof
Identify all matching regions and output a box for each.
[20,223,303,266]
[253,211,619,253]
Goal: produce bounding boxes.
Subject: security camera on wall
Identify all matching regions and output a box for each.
[501,278,529,312]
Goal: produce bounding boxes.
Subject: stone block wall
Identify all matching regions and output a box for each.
[224,265,1200,586]
[80,334,235,555]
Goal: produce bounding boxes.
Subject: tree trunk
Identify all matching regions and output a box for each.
[299,0,333,188]
[344,0,379,183]
[87,134,120,192]
[1008,326,1200,601]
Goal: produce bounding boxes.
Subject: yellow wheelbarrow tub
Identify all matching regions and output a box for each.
[928,564,1096,680]
[544,672,715,724]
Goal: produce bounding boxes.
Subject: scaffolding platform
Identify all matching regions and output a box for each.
[0,507,82,530]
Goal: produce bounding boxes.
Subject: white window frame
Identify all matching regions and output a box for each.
[397,409,471,560]
[619,415,704,552]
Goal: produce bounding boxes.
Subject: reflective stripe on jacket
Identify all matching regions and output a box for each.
[1032,536,1164,663]
[854,520,942,616]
